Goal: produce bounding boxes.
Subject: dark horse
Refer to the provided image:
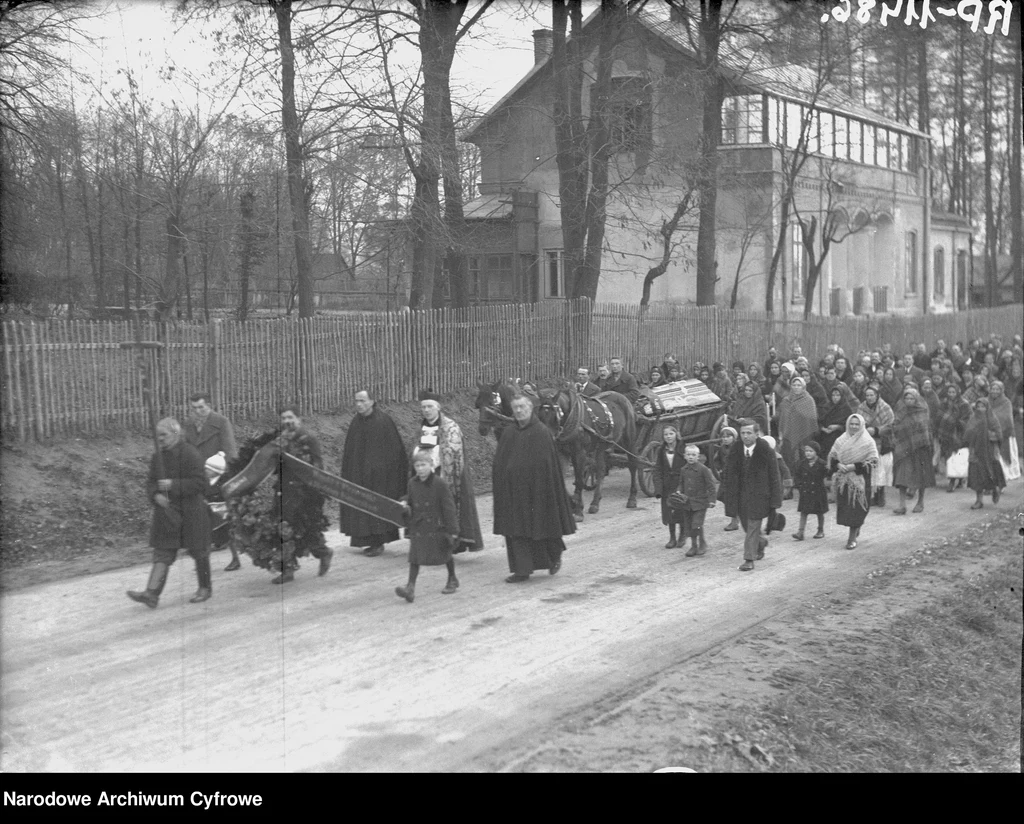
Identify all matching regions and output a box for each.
[474,378,536,441]
[535,386,638,518]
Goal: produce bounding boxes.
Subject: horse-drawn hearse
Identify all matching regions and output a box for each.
[476,377,729,520]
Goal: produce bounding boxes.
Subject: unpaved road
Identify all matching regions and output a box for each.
[2,474,1021,773]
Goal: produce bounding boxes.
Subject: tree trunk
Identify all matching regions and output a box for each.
[982,38,995,306]
[695,0,723,306]
[1009,21,1022,296]
[273,0,315,318]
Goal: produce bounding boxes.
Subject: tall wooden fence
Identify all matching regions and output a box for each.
[2,300,1021,441]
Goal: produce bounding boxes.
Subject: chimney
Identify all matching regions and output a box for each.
[533,29,553,65]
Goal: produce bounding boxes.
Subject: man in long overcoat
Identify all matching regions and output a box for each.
[722,418,782,573]
[127,418,212,608]
[492,394,577,582]
[340,390,409,557]
[184,392,241,569]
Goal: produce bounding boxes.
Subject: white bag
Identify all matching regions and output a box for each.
[945,447,970,479]
[875,451,894,487]
[998,437,1020,481]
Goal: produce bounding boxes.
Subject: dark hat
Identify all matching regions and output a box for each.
[766,510,787,534]
[418,388,441,402]
[732,360,745,370]
[803,441,821,456]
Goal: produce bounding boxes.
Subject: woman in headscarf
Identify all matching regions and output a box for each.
[964,397,1005,509]
[764,360,784,438]
[778,375,820,476]
[879,366,903,409]
[709,362,736,403]
[714,425,740,532]
[988,380,1020,481]
[415,389,484,552]
[827,413,878,549]
[961,373,989,406]
[729,380,769,435]
[747,361,764,387]
[935,383,971,491]
[920,377,941,424]
[858,384,894,506]
[887,386,935,515]
[848,368,870,403]
[818,384,858,457]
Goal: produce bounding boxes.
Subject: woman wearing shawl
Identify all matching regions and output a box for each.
[765,361,785,438]
[848,369,870,402]
[964,398,1005,508]
[834,356,854,386]
[827,413,878,549]
[818,384,858,457]
[778,375,819,476]
[961,374,989,406]
[935,383,971,491]
[879,367,903,409]
[747,362,764,387]
[887,386,935,515]
[714,426,740,532]
[729,380,769,434]
[988,380,1020,480]
[858,385,894,506]
[919,377,942,470]
[800,368,830,419]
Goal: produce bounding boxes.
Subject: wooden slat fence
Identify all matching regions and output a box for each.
[3,301,1021,441]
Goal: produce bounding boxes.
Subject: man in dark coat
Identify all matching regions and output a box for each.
[722,419,782,572]
[127,418,212,608]
[493,394,577,582]
[599,357,640,402]
[574,367,601,397]
[184,392,241,570]
[340,390,409,557]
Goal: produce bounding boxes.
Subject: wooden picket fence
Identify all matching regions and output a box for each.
[2,300,1021,441]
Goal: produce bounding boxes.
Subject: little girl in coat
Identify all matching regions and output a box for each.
[792,441,829,540]
[653,425,686,548]
[396,450,459,603]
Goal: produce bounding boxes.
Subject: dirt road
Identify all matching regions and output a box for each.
[2,474,1020,773]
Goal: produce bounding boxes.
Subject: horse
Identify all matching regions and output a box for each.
[474,378,537,441]
[535,386,638,518]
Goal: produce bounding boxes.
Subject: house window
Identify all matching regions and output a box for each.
[785,102,804,149]
[864,124,876,166]
[835,115,849,159]
[957,250,968,308]
[766,95,782,144]
[468,256,480,299]
[905,231,918,294]
[721,94,764,144]
[486,254,513,300]
[544,250,565,298]
[605,76,650,154]
[850,119,863,163]
[877,129,890,168]
[819,111,834,156]
[933,246,945,297]
[791,221,806,302]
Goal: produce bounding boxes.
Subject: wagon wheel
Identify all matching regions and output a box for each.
[638,441,660,497]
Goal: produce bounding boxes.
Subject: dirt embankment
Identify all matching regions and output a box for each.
[0,390,497,590]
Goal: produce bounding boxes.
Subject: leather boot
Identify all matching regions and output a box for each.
[128,562,169,609]
[190,554,212,603]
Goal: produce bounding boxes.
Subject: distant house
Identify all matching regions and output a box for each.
[459,5,974,316]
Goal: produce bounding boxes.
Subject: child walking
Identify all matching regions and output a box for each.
[396,450,459,603]
[715,426,740,531]
[653,425,686,547]
[792,442,828,540]
[675,444,717,556]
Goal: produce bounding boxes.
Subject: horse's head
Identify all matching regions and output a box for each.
[476,379,514,437]
[535,388,569,436]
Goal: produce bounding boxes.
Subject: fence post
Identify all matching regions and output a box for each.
[208,319,221,408]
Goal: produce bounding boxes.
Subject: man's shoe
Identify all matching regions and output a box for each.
[548,558,562,576]
[724,523,739,531]
[685,546,698,557]
[738,561,755,572]
[845,540,858,550]
[442,578,460,594]
[395,585,415,603]
[505,574,530,583]
[271,570,295,585]
[756,538,767,561]
[813,529,825,539]
[189,588,212,603]
[970,501,983,509]
[318,548,334,576]
[363,545,385,557]
[912,502,924,513]
[224,557,241,572]
[892,507,907,515]
[127,590,158,609]
[664,539,677,549]
[792,531,805,541]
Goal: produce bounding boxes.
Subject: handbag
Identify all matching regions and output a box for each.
[667,491,689,511]
[766,509,786,534]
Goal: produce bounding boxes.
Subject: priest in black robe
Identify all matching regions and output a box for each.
[339,390,409,557]
[492,393,577,582]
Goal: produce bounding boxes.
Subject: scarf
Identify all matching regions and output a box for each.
[858,395,894,446]
[988,388,1014,463]
[730,391,768,431]
[964,401,1001,464]
[779,380,819,456]
[935,391,971,457]
[829,414,878,511]
[880,374,903,408]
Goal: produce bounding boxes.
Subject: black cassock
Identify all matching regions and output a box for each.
[492,415,576,575]
[339,407,409,547]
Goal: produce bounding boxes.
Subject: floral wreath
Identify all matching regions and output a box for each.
[214,430,329,573]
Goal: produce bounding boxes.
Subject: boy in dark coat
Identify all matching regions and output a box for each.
[722,420,783,572]
[396,450,459,603]
[675,444,717,557]
[792,441,828,540]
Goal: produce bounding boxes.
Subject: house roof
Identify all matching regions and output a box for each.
[465,5,928,142]
[931,208,972,228]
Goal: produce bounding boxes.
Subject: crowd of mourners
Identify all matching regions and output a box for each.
[628,333,1023,557]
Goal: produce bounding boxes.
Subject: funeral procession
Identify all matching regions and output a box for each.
[1,0,1021,776]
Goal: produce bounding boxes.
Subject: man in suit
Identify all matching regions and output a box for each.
[574,367,601,397]
[722,419,782,572]
[184,392,241,570]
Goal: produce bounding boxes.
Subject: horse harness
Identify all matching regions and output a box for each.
[540,392,615,443]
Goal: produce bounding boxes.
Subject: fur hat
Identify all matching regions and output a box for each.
[418,388,441,403]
